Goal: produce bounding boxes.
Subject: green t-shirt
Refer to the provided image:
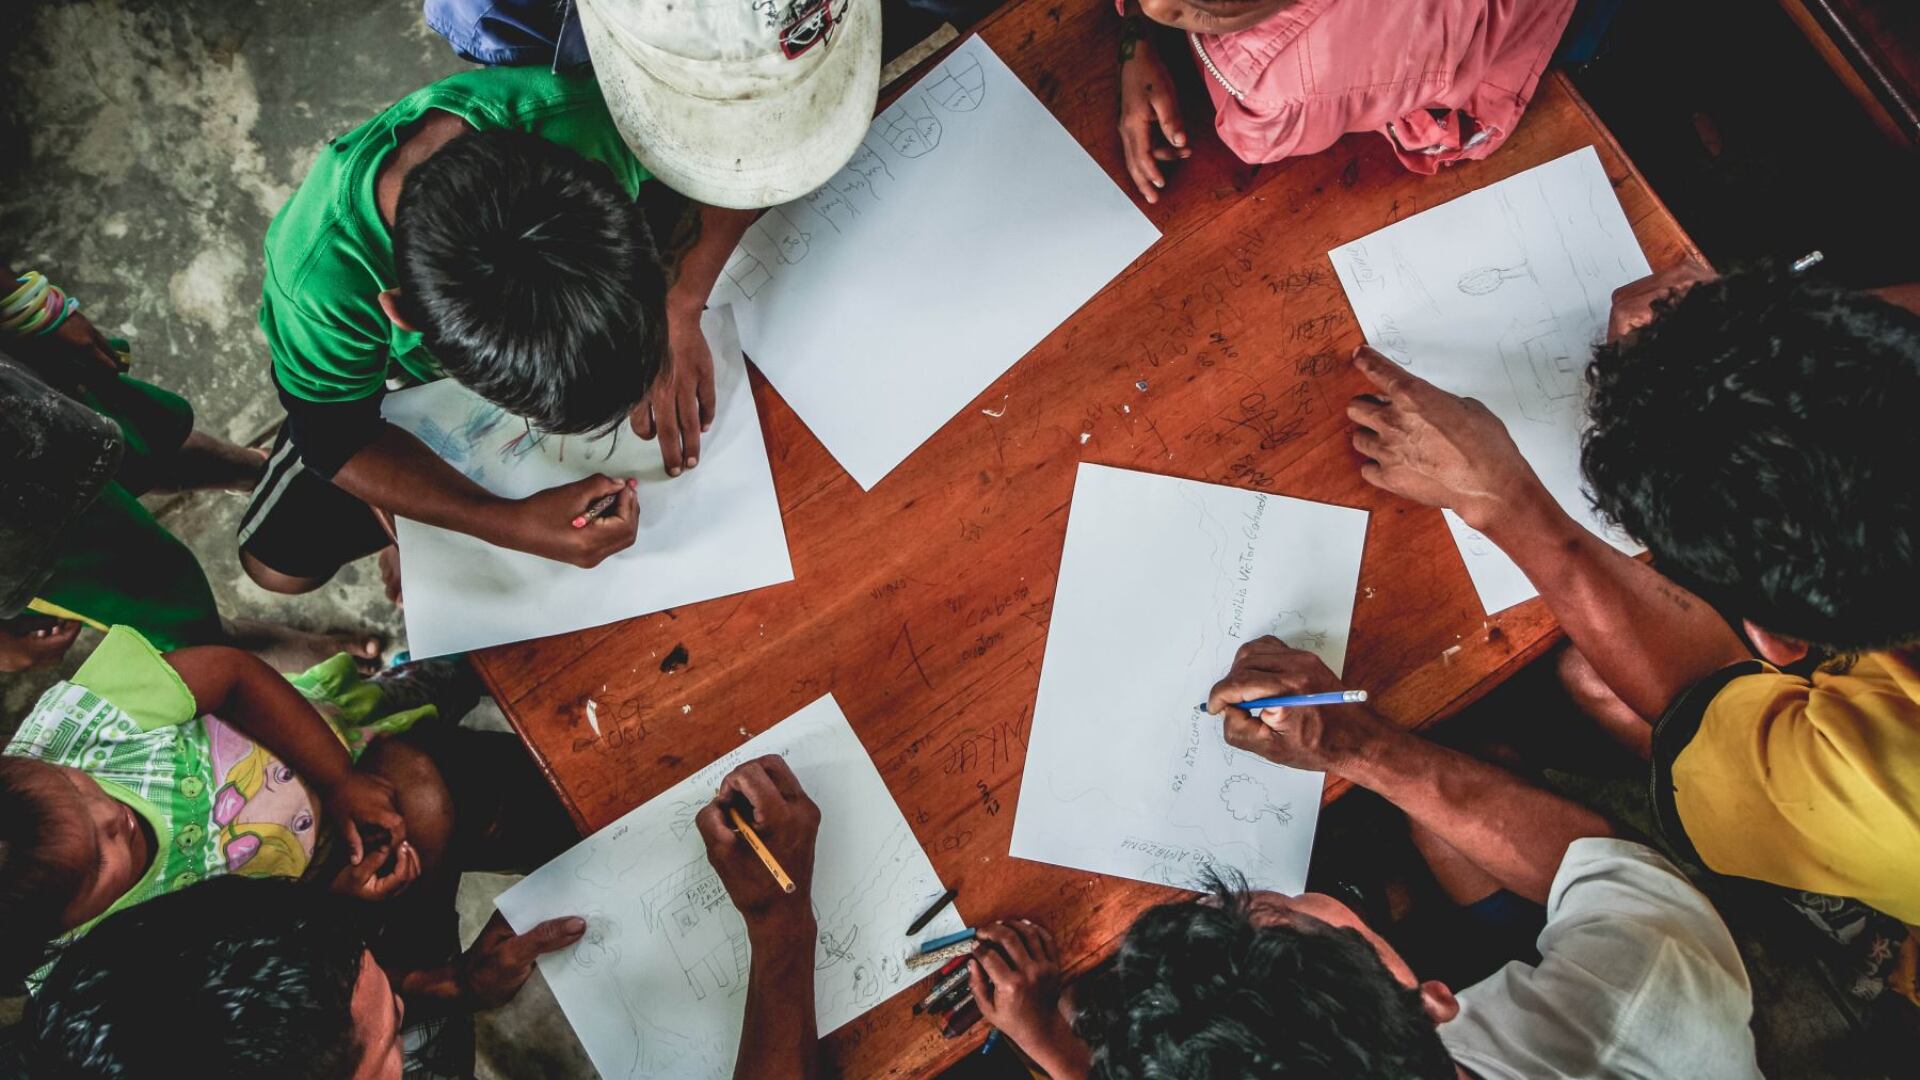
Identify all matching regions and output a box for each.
[260,66,652,404]
[5,627,436,981]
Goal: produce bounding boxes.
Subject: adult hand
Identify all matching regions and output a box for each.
[970,920,1085,1074]
[696,755,820,942]
[321,768,406,865]
[630,304,715,477]
[330,839,420,902]
[0,617,82,672]
[505,475,638,568]
[458,911,587,1009]
[1607,260,1713,342]
[1346,346,1543,533]
[1206,636,1393,773]
[1117,33,1190,203]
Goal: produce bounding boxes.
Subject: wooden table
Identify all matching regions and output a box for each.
[472,2,1701,1075]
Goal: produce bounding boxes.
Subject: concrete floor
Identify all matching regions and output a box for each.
[0,3,587,1075]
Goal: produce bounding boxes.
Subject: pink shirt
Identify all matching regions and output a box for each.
[1141,0,1577,174]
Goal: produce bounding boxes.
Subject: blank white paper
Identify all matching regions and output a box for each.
[496,694,963,1080]
[1009,464,1368,894]
[709,35,1160,490]
[1328,147,1649,614]
[380,305,793,657]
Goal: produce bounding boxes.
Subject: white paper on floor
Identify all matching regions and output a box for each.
[1009,464,1368,894]
[380,304,792,657]
[1327,146,1650,614]
[496,694,963,1080]
[709,35,1160,490]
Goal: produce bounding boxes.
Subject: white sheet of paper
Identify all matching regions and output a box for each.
[1327,147,1650,614]
[380,305,792,657]
[709,36,1159,490]
[1009,464,1368,893]
[496,694,963,1080]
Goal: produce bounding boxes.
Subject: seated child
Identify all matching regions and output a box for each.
[238,63,768,598]
[1114,0,1579,202]
[0,625,449,986]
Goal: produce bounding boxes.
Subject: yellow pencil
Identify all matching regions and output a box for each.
[727,807,796,893]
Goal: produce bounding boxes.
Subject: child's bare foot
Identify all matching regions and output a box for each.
[224,617,385,675]
[156,431,269,494]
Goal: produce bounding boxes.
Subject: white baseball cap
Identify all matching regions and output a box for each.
[578,0,882,209]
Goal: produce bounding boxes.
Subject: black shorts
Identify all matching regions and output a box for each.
[236,428,391,582]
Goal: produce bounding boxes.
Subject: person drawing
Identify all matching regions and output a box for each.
[242,0,886,603]
[976,639,1762,1079]
[1345,261,1920,1003]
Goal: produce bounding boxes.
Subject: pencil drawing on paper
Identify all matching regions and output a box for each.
[1455,261,1534,296]
[759,208,813,267]
[722,247,773,301]
[640,857,752,1003]
[411,399,509,480]
[926,53,986,112]
[878,95,943,158]
[1498,316,1585,423]
[1219,775,1294,825]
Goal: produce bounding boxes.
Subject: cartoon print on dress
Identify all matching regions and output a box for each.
[205,715,320,878]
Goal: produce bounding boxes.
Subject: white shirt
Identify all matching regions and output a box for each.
[1439,838,1762,1080]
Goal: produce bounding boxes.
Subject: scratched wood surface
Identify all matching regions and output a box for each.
[471,2,1702,1075]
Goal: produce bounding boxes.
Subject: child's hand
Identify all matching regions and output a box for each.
[330,840,420,902]
[458,911,588,1009]
[630,305,717,477]
[322,769,406,865]
[1117,34,1190,204]
[506,475,639,568]
[970,920,1090,1077]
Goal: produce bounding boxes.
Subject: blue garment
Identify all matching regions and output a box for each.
[423,0,588,68]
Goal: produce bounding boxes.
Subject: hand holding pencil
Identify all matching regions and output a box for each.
[696,755,820,936]
[1207,636,1397,774]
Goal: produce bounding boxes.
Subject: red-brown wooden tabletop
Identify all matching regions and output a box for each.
[471,2,1701,1074]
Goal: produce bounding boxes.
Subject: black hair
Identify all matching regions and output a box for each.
[13,877,370,1079]
[0,756,91,985]
[1583,262,1920,653]
[393,128,668,435]
[1072,876,1454,1079]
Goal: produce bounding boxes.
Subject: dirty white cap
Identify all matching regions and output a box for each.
[578,0,881,209]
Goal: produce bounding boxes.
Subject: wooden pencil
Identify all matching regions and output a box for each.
[726,807,795,893]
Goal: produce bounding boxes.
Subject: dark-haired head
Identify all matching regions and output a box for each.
[391,128,667,435]
[0,756,93,984]
[1583,262,1920,654]
[14,876,397,1079]
[1073,874,1457,1079]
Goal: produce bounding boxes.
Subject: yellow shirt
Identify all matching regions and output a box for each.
[1665,649,1920,926]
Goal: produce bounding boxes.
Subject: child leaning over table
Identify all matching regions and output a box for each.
[0,624,454,988]
[1113,0,1580,203]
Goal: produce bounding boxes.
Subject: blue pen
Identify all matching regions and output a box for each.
[980,1030,1002,1056]
[918,927,977,954]
[1196,689,1368,712]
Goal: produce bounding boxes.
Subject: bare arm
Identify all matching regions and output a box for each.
[332,426,640,569]
[163,645,404,861]
[1209,639,1612,904]
[1479,482,1749,719]
[636,203,761,473]
[1346,346,1749,718]
[696,756,823,1080]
